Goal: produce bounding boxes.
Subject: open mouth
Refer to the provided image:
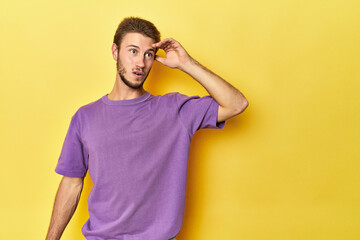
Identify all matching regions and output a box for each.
[133,71,144,77]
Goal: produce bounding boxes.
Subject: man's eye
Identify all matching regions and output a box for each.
[145,52,153,57]
[130,49,137,54]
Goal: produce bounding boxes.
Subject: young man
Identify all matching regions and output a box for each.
[46,17,248,240]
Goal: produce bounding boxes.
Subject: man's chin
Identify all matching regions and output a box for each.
[126,82,144,89]
[120,74,146,89]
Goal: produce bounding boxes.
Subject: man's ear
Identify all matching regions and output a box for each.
[111,43,119,61]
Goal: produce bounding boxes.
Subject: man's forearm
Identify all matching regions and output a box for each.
[179,57,248,113]
[46,176,84,240]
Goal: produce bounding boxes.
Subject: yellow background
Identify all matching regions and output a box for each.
[1,0,359,239]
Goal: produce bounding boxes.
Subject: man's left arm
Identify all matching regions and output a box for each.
[153,38,248,123]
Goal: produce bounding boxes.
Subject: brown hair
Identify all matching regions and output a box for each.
[113,17,161,49]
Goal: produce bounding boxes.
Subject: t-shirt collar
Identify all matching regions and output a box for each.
[101,91,151,105]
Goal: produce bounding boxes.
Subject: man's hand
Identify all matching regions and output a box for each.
[152,38,192,70]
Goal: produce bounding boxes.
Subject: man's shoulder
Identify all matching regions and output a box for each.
[157,91,195,100]
[153,92,189,105]
[158,91,203,103]
[74,96,102,118]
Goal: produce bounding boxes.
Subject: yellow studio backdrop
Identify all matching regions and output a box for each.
[0,0,359,239]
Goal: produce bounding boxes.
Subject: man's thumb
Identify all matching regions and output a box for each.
[155,55,165,64]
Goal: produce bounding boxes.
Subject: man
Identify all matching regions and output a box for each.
[45,17,248,240]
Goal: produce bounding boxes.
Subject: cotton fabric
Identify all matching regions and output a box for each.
[55,91,225,240]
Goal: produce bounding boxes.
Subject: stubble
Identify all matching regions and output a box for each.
[116,56,149,90]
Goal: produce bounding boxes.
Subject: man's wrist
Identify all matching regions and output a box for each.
[178,56,199,74]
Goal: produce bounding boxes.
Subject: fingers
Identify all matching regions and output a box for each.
[152,38,172,47]
[152,38,178,50]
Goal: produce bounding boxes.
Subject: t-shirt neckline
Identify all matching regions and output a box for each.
[101,91,151,105]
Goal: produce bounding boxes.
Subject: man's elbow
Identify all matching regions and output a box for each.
[235,98,249,115]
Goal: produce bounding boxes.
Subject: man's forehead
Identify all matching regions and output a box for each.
[121,32,155,49]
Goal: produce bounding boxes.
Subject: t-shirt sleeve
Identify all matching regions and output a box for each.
[175,93,226,136]
[55,110,88,177]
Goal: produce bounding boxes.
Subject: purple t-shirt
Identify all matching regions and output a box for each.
[55,91,225,240]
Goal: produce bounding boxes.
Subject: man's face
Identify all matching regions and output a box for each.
[115,32,156,89]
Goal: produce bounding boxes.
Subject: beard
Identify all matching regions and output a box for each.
[116,56,150,89]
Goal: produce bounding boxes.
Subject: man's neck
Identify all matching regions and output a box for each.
[107,88,146,101]
[107,75,146,101]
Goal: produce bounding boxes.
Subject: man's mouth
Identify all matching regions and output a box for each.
[133,71,144,77]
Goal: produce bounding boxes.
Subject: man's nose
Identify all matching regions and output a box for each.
[135,55,145,68]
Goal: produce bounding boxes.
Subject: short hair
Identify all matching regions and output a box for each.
[113,17,161,49]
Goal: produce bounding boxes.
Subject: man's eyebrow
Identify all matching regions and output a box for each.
[126,44,155,52]
[126,44,140,49]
